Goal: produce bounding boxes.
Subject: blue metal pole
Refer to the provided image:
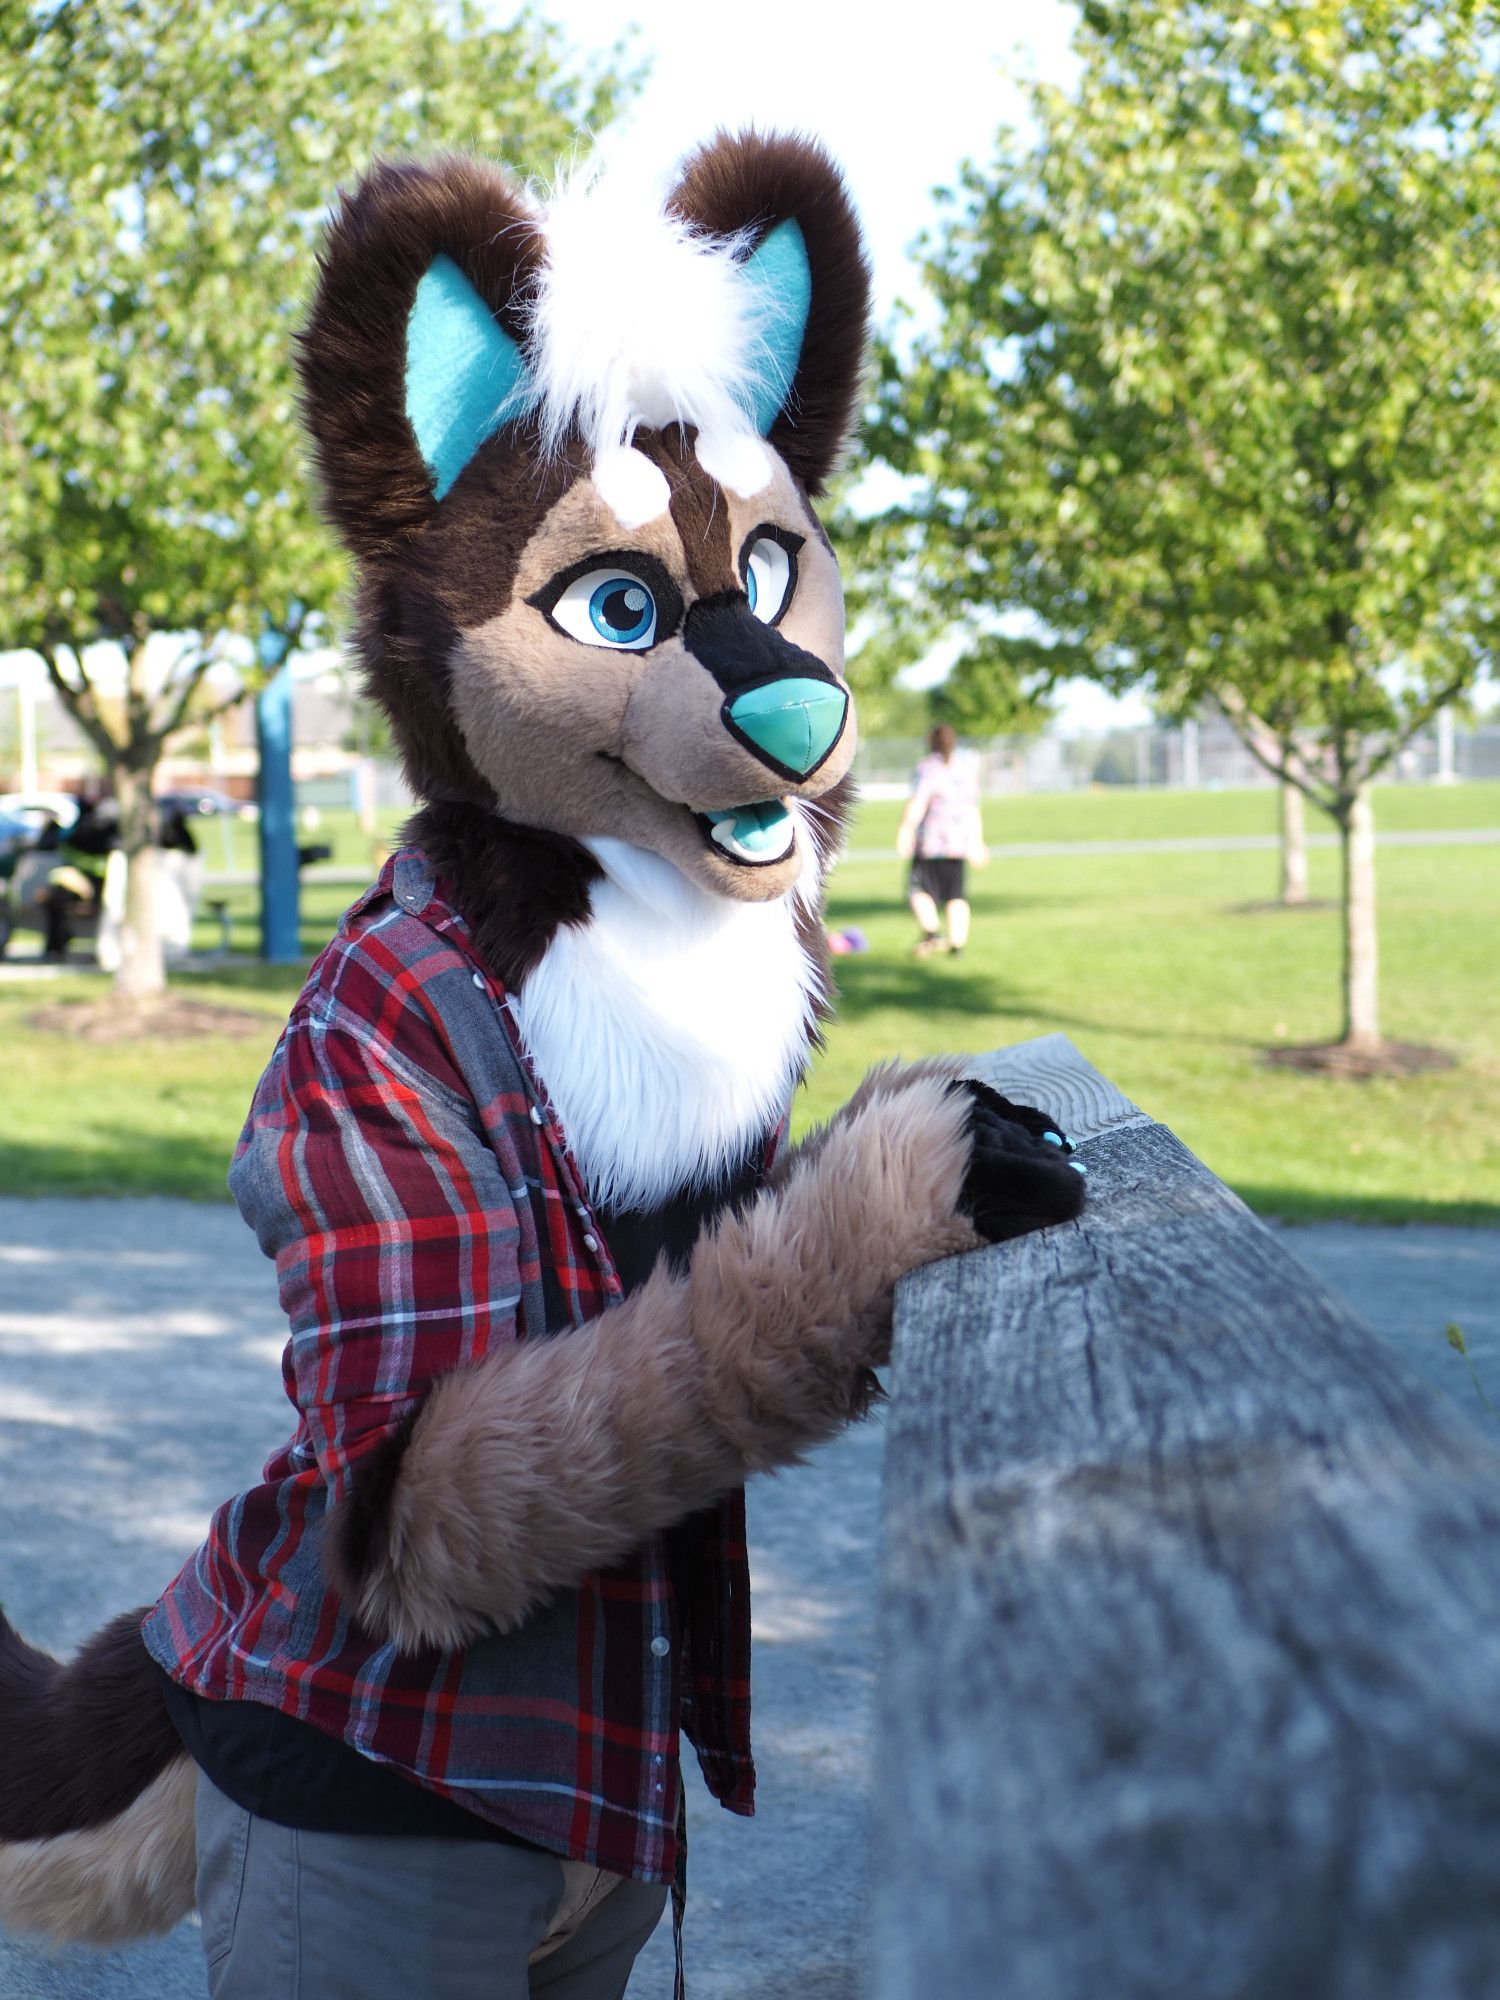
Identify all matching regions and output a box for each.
[255,652,300,964]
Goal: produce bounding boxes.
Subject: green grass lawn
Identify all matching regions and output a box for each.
[2,784,1496,1220]
[851,776,1500,848]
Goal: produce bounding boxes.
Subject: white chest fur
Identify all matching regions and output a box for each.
[508,836,819,1212]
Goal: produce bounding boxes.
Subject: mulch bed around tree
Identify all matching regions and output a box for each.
[27,996,279,1043]
[1262,1040,1458,1080]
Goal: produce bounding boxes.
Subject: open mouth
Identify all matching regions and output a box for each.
[598,754,796,868]
[696,800,795,867]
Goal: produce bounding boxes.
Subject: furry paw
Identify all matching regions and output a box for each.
[959,1081,1073,1150]
[952,1080,1087,1244]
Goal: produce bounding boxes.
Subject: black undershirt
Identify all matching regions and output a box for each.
[158,1143,767,1837]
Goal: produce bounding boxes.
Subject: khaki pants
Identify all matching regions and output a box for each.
[195,1771,668,2000]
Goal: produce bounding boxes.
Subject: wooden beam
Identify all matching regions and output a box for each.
[873,1034,1500,2000]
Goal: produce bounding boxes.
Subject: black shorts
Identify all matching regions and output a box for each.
[910,855,966,905]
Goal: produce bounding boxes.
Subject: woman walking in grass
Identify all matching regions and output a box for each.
[897,724,987,957]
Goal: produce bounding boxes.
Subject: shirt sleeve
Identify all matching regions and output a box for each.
[229,964,524,1507]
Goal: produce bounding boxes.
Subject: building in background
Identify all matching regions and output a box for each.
[5,649,1496,807]
[0,648,413,823]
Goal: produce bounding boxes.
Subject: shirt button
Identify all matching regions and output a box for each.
[529,1105,544,1126]
[582,1233,599,1254]
[650,1635,670,1659]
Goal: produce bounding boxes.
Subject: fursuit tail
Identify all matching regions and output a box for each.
[0,1606,196,1944]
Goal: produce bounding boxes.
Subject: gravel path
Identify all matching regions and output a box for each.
[0,1199,1495,1998]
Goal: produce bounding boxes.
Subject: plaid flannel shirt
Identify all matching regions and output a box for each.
[142,849,761,1884]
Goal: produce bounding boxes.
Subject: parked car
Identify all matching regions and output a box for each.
[155,787,244,821]
[0,808,32,868]
[0,809,35,955]
[0,791,81,838]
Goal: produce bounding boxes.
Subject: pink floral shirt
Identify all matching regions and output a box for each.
[910,750,981,858]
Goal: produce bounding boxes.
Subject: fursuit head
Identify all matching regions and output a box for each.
[0,132,1084,1950]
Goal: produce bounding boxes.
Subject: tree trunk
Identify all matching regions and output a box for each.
[1339,784,1379,1051]
[112,763,165,1003]
[1279,777,1308,906]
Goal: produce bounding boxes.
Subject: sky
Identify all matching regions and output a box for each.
[525,0,1081,319]
[519,0,1146,730]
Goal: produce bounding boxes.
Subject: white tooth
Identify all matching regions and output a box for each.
[710,816,793,863]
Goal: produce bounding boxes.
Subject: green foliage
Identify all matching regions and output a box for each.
[863,1,1500,790]
[0,0,629,689]
[841,664,934,741]
[832,498,1056,737]
[928,642,1054,736]
[0,0,630,990]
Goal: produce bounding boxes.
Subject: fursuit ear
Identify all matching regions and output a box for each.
[669,132,871,494]
[297,155,545,558]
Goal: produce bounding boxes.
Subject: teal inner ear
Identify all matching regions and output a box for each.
[404,253,530,500]
[742,219,813,436]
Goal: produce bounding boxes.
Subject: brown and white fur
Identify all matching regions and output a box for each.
[0,132,1083,1947]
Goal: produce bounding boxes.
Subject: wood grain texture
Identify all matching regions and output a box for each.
[874,1037,1500,2000]
[967,1030,1150,1146]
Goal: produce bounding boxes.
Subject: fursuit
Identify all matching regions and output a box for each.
[0,131,1084,1947]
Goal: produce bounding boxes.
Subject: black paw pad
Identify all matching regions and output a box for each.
[950,1080,1087,1245]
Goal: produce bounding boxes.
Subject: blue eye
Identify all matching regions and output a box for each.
[590,578,654,644]
[547,567,660,650]
[745,565,758,614]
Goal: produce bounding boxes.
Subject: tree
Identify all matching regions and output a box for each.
[833,495,1056,741]
[1278,778,1310,908]
[0,0,628,1001]
[861,0,1500,1061]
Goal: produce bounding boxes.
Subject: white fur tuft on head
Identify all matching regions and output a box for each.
[524,155,782,518]
[694,428,774,498]
[591,445,672,531]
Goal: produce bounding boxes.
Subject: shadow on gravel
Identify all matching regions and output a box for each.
[0,1929,207,2000]
[720,1954,866,1998]
[1,1268,290,1657]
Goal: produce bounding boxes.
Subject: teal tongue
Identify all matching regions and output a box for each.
[703,801,792,861]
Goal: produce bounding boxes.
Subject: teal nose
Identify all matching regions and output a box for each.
[725,678,848,779]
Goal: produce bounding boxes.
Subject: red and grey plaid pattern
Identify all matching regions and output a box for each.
[142,853,758,1883]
